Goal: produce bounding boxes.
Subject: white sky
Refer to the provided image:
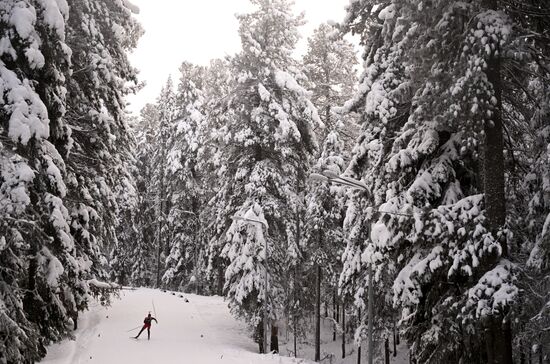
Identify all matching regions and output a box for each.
[126,0,352,115]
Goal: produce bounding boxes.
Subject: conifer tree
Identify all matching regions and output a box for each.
[142,77,178,287]
[65,0,142,288]
[130,103,159,287]
[303,130,347,360]
[303,23,358,145]
[201,58,235,295]
[509,17,550,357]
[1,1,73,359]
[162,62,206,291]
[1,1,141,360]
[131,111,157,287]
[210,0,322,352]
[339,0,550,361]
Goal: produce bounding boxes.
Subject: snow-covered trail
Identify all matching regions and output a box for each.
[40,288,309,364]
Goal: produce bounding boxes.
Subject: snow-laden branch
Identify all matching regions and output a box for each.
[88,279,120,290]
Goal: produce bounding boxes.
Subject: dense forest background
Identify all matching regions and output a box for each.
[1,0,549,363]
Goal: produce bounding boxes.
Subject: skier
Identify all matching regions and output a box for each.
[134,312,158,340]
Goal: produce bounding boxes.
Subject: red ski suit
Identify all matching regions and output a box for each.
[134,314,157,339]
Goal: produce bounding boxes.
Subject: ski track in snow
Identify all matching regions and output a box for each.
[40,288,310,364]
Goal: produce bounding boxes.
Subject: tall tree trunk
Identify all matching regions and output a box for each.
[293,266,298,357]
[482,0,507,255]
[333,291,337,342]
[257,319,264,354]
[294,200,301,358]
[155,201,162,287]
[24,254,39,323]
[385,337,390,364]
[293,317,297,357]
[217,265,224,295]
[270,324,279,353]
[393,320,398,357]
[481,1,512,363]
[357,307,362,364]
[315,263,321,362]
[155,167,165,288]
[342,303,346,358]
[24,177,41,321]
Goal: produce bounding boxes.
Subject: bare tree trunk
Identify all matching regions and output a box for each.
[257,319,264,354]
[155,203,162,287]
[293,267,298,357]
[217,265,224,295]
[393,320,398,357]
[357,308,361,364]
[24,254,39,323]
[270,324,279,353]
[342,303,346,359]
[294,196,301,358]
[155,168,165,288]
[293,319,297,357]
[333,292,337,342]
[482,0,507,256]
[385,337,390,364]
[315,263,321,362]
[481,0,512,363]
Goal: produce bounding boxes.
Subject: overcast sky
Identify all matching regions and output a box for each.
[126,0,352,115]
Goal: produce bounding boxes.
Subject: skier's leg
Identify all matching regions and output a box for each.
[135,325,146,338]
[147,326,150,340]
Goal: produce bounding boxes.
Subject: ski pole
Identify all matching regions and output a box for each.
[126,325,142,332]
[152,299,158,320]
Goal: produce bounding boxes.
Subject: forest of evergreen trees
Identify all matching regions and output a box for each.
[1,0,549,363]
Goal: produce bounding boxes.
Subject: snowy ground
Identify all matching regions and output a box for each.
[277,317,409,364]
[40,288,312,364]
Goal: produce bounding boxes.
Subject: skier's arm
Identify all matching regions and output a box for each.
[152,317,158,323]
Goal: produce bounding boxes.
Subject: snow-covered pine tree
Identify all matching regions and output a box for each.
[299,27,360,355]
[162,62,206,292]
[509,12,550,357]
[337,1,414,359]
[1,0,78,361]
[209,0,322,353]
[514,77,550,363]
[134,77,179,287]
[302,22,358,146]
[64,0,142,296]
[338,0,549,362]
[152,77,179,288]
[2,0,141,361]
[203,59,232,108]
[200,58,236,295]
[303,130,347,360]
[110,134,139,286]
[130,105,159,287]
